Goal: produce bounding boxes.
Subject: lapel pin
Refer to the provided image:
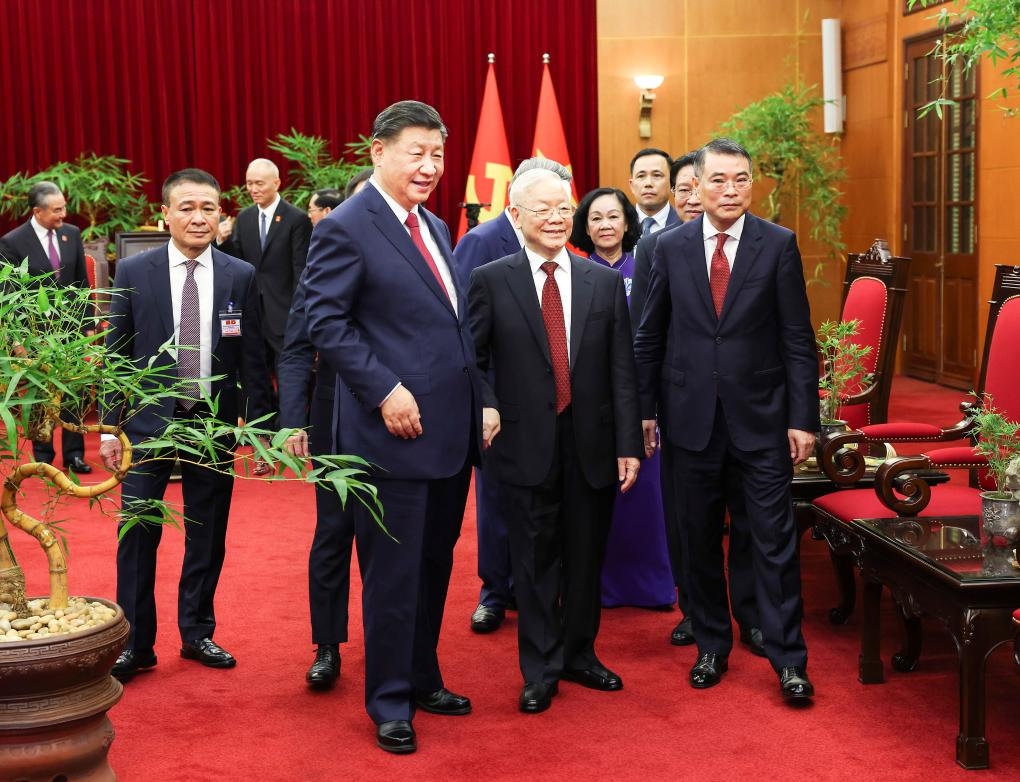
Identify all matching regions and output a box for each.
[61,234,68,242]
[274,215,282,223]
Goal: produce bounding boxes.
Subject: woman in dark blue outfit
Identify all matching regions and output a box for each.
[570,188,675,608]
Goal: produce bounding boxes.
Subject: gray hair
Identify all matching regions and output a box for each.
[509,168,571,207]
[693,138,753,177]
[511,157,572,186]
[246,158,280,178]
[28,181,63,209]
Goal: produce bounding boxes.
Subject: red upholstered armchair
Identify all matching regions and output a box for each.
[813,264,1020,622]
[821,240,911,431]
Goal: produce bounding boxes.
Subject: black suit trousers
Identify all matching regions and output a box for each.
[116,404,235,651]
[307,386,354,645]
[500,409,615,685]
[668,402,807,669]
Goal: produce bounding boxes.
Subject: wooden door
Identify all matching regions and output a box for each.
[901,36,979,389]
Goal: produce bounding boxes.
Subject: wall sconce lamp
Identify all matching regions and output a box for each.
[821,19,845,133]
[634,74,664,139]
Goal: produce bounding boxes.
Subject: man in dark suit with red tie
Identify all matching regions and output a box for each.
[468,167,644,715]
[0,181,92,474]
[634,138,818,701]
[452,156,573,636]
[303,101,480,755]
[100,168,273,682]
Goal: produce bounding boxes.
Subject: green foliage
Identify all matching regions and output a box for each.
[969,393,1020,498]
[0,261,385,550]
[816,319,873,424]
[909,0,1020,118]
[268,129,369,208]
[717,82,847,280]
[0,154,152,242]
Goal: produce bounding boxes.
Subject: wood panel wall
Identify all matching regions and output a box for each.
[595,0,1020,350]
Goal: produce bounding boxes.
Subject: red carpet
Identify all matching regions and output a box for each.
[9,375,1018,780]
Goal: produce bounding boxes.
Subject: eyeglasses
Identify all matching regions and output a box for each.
[517,204,575,221]
[308,205,324,214]
[673,186,693,200]
[701,178,753,194]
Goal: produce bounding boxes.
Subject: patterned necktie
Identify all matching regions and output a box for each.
[178,259,201,409]
[405,212,450,301]
[260,212,268,250]
[540,261,571,413]
[641,217,656,236]
[47,230,60,272]
[709,232,730,317]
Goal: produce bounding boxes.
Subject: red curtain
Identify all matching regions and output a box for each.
[0,0,597,230]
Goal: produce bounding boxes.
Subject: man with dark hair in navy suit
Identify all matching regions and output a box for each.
[304,100,481,754]
[634,138,818,701]
[100,168,273,682]
[453,156,572,636]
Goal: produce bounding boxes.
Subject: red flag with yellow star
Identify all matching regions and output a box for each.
[531,54,578,202]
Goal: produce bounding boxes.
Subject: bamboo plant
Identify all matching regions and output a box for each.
[816,319,873,425]
[969,394,1020,500]
[0,261,382,619]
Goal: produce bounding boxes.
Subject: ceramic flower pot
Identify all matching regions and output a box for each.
[0,598,127,782]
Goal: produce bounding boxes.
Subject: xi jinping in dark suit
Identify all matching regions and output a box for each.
[468,168,644,714]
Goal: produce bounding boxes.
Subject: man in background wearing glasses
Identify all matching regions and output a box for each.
[634,138,819,702]
[468,167,643,715]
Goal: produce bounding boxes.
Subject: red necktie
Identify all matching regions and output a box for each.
[710,232,730,316]
[405,212,450,301]
[540,261,571,413]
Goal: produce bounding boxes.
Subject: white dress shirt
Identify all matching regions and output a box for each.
[30,216,59,260]
[643,202,674,234]
[702,213,747,275]
[526,246,572,363]
[258,193,281,237]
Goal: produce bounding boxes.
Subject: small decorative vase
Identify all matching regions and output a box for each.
[979,493,1020,574]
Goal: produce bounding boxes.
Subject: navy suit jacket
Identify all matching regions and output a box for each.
[452,211,520,287]
[629,220,682,337]
[303,184,480,480]
[633,213,819,452]
[102,244,273,439]
[468,250,643,489]
[0,220,88,290]
[220,198,312,353]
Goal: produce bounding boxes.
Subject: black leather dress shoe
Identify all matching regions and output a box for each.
[180,638,236,668]
[519,682,557,713]
[306,644,340,689]
[68,456,92,474]
[779,666,815,701]
[671,616,696,646]
[470,603,505,633]
[376,720,416,754]
[739,626,767,658]
[111,648,157,682]
[690,652,728,689]
[414,687,471,715]
[561,663,623,691]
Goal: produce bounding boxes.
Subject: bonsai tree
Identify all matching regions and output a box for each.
[909,0,1020,118]
[0,261,381,621]
[969,394,1020,500]
[816,319,873,425]
[0,154,154,247]
[717,82,847,280]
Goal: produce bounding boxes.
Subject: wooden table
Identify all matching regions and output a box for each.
[841,515,1020,769]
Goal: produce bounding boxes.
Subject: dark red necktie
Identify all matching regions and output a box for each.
[47,230,61,272]
[405,212,450,301]
[540,261,571,413]
[710,232,730,316]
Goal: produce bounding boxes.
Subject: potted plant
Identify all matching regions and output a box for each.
[816,318,873,431]
[717,81,847,282]
[0,262,380,778]
[0,154,156,258]
[969,395,1020,558]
